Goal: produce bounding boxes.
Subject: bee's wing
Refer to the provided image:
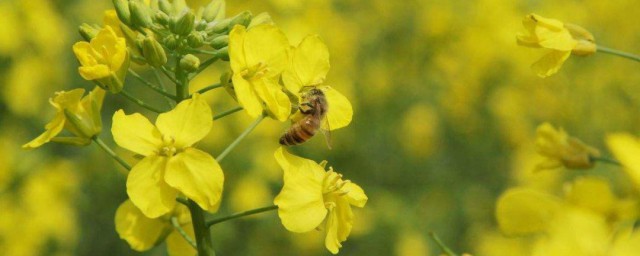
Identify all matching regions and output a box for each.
[320,117,332,150]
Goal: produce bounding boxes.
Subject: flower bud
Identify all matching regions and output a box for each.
[79,23,100,41]
[129,0,153,29]
[187,32,205,48]
[163,34,180,50]
[229,11,252,28]
[565,23,596,56]
[179,54,200,72]
[214,46,228,61]
[209,35,228,49]
[113,0,132,26]
[202,0,225,22]
[248,12,273,28]
[205,19,231,34]
[158,0,173,14]
[154,11,170,26]
[142,36,167,67]
[171,10,196,36]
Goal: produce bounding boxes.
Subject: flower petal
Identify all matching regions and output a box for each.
[112,110,163,156]
[166,225,197,256]
[292,35,330,87]
[165,148,224,213]
[345,182,367,208]
[253,78,291,121]
[532,50,571,78]
[22,112,65,149]
[156,94,212,148]
[233,73,263,118]
[127,155,177,218]
[115,200,171,251]
[273,147,326,232]
[228,25,247,74]
[78,65,111,80]
[496,187,562,236]
[243,24,289,75]
[606,133,640,189]
[72,41,98,67]
[321,86,353,130]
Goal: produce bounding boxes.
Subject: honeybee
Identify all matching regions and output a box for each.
[279,88,331,148]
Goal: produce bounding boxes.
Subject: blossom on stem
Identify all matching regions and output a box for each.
[23,87,105,149]
[111,94,224,218]
[534,122,600,170]
[115,199,196,256]
[228,24,291,121]
[517,14,596,77]
[73,26,130,93]
[282,35,353,130]
[606,133,640,190]
[273,147,367,254]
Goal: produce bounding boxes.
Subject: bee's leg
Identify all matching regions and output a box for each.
[299,102,315,114]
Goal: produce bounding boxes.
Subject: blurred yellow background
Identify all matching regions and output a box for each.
[1,0,640,255]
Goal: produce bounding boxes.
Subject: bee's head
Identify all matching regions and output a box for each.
[305,88,324,97]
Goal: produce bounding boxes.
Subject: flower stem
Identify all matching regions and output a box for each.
[190,57,218,79]
[216,114,266,162]
[429,232,458,256]
[187,200,216,256]
[193,83,222,96]
[213,106,243,120]
[171,216,197,249]
[153,68,176,108]
[591,156,622,166]
[206,205,278,227]
[161,65,181,85]
[128,69,177,100]
[597,45,640,63]
[92,137,131,171]
[119,89,165,113]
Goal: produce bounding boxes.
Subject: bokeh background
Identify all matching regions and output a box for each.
[2,0,640,255]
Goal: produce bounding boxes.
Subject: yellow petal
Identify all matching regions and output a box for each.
[156,94,212,148]
[112,110,163,156]
[325,208,341,254]
[565,177,615,215]
[253,78,291,121]
[532,50,571,78]
[321,86,353,130]
[51,88,85,109]
[78,65,111,80]
[115,200,171,251]
[91,26,120,60]
[243,24,289,75]
[496,187,562,236]
[273,147,327,232]
[282,68,303,95]
[606,133,640,189]
[127,155,178,218]
[165,148,224,213]
[292,35,330,87]
[22,112,65,149]
[166,225,197,256]
[233,73,263,118]
[324,197,354,254]
[228,25,247,74]
[72,41,99,67]
[345,182,367,208]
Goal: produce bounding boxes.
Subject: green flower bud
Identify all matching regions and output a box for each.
[79,23,100,41]
[129,0,153,29]
[158,0,173,14]
[229,11,252,28]
[163,35,180,50]
[142,36,167,67]
[209,35,228,49]
[195,20,208,31]
[202,0,225,22]
[179,54,200,72]
[205,19,230,34]
[113,0,132,25]
[248,12,273,28]
[187,32,205,48]
[154,11,170,26]
[170,10,195,36]
[214,46,228,61]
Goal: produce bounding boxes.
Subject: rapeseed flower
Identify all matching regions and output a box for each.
[535,122,600,170]
[112,94,224,218]
[273,147,367,254]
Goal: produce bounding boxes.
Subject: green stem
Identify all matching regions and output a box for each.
[597,45,640,63]
[429,232,458,256]
[153,68,176,108]
[591,156,622,166]
[206,205,278,227]
[92,137,131,171]
[119,89,165,113]
[128,69,177,100]
[188,49,217,55]
[161,65,181,85]
[213,106,243,120]
[190,57,218,79]
[216,114,265,162]
[171,217,197,249]
[193,83,222,96]
[187,200,216,256]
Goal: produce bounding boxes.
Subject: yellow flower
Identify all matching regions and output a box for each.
[73,26,130,93]
[112,94,224,218]
[496,187,563,236]
[228,24,291,121]
[23,87,105,149]
[282,35,353,130]
[606,133,640,190]
[273,147,367,254]
[534,122,600,170]
[115,199,196,256]
[517,14,596,77]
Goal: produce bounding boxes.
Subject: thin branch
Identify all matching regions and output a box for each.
[128,69,177,100]
[171,217,197,249]
[119,89,165,113]
[597,45,640,63]
[216,114,265,162]
[206,205,278,227]
[92,137,131,171]
[213,106,243,120]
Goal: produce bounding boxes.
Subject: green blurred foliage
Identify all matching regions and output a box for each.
[1,0,640,255]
